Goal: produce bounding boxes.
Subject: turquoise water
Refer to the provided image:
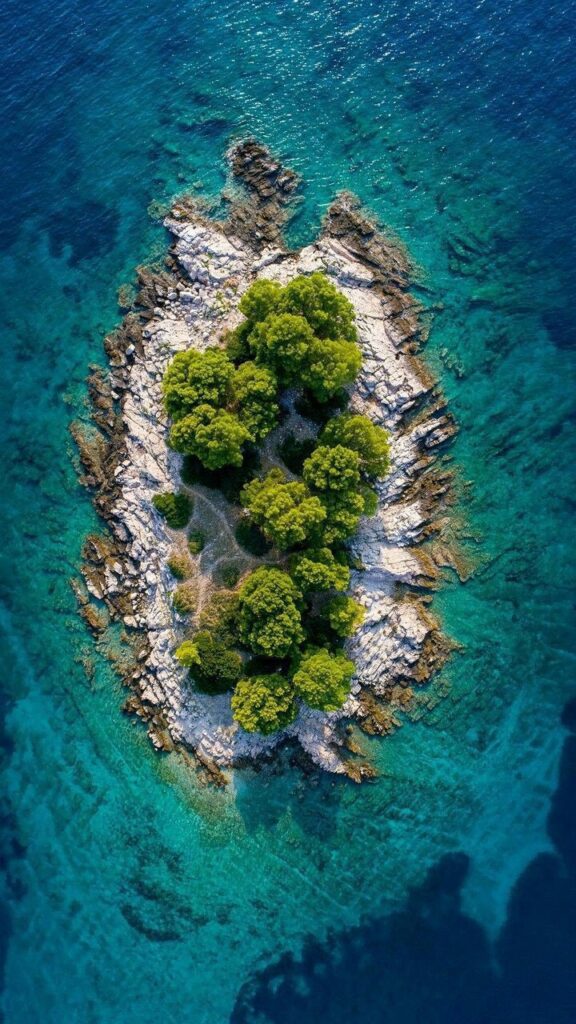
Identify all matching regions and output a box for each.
[1,0,575,1021]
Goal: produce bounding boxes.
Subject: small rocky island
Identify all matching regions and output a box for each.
[73,141,457,782]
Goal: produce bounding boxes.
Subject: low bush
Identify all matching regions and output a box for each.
[218,564,241,589]
[167,551,191,579]
[190,630,243,693]
[152,492,192,529]
[172,581,198,616]
[198,591,241,646]
[187,530,205,555]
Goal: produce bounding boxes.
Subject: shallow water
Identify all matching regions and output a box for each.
[1,0,575,1021]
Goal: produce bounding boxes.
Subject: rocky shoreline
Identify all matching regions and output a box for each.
[72,140,457,782]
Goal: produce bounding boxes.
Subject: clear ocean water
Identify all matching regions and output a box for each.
[1,1,575,1021]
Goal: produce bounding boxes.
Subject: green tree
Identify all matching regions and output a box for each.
[248,313,316,382]
[239,278,283,325]
[279,272,357,342]
[300,337,361,401]
[327,595,365,637]
[162,348,234,420]
[174,640,200,668]
[241,468,326,549]
[321,414,390,478]
[303,444,361,495]
[232,361,279,441]
[320,491,366,544]
[152,491,192,529]
[232,674,297,734]
[290,548,350,593]
[238,567,304,657]
[190,630,243,693]
[293,648,354,711]
[169,404,250,469]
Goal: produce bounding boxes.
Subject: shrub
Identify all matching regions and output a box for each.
[290,547,350,593]
[321,414,390,478]
[198,591,240,646]
[327,595,365,637]
[292,648,354,711]
[231,674,297,734]
[303,444,361,496]
[152,492,192,529]
[188,530,205,554]
[218,564,241,589]
[172,581,198,616]
[238,567,304,658]
[162,347,234,420]
[167,551,191,579]
[174,640,200,668]
[169,404,250,469]
[277,435,316,475]
[190,630,243,693]
[278,272,357,342]
[232,361,279,441]
[234,517,271,556]
[241,468,326,550]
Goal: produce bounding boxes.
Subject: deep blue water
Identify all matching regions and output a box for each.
[1,1,575,1021]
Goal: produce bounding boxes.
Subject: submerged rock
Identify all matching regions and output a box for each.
[74,140,457,780]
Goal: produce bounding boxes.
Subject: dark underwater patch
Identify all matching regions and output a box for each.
[43,199,119,266]
[231,699,576,1024]
[543,311,576,351]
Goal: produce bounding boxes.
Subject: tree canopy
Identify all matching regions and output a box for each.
[278,272,357,342]
[248,312,316,383]
[290,547,350,593]
[300,337,362,401]
[169,404,250,469]
[189,630,243,693]
[238,567,305,658]
[321,413,390,478]
[327,595,366,637]
[292,648,354,712]
[231,674,297,734]
[241,468,326,549]
[238,278,283,325]
[303,444,361,495]
[231,361,279,441]
[162,347,234,420]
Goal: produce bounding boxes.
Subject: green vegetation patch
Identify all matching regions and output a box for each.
[152,491,192,529]
[162,272,391,733]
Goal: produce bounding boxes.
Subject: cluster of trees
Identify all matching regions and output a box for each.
[163,273,391,734]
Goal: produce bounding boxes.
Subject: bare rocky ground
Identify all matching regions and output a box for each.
[72,140,457,783]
